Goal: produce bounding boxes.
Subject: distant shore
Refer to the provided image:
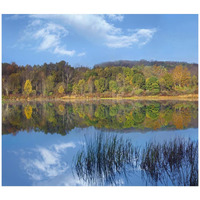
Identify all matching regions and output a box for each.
[3,94,198,102]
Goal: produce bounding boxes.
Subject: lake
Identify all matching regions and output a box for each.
[2,100,198,186]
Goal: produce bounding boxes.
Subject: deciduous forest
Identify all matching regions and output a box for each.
[2,60,198,99]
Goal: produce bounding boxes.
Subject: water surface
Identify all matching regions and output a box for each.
[2,100,198,186]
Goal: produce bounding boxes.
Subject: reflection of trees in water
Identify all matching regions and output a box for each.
[2,101,198,135]
[24,105,33,119]
[74,135,198,186]
[146,102,160,120]
[132,106,146,124]
[2,103,77,136]
[172,107,191,129]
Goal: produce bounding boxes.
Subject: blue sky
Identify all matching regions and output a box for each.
[2,14,198,67]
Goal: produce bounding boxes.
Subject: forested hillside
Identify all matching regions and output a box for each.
[2,60,198,99]
[94,60,198,76]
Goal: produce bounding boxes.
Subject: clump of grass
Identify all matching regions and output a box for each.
[141,138,198,186]
[74,135,198,186]
[74,134,139,185]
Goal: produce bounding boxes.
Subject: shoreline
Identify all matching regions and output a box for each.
[100,94,198,101]
[3,94,198,102]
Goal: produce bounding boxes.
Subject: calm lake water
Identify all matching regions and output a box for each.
[2,100,198,186]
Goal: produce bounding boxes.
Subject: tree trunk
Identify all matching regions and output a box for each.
[6,88,9,96]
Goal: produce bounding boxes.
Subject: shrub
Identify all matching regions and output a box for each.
[48,92,53,96]
[134,89,144,96]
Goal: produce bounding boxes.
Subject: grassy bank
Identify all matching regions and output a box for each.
[61,94,198,101]
[3,94,198,102]
[101,94,198,101]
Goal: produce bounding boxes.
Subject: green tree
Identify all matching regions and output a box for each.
[72,83,79,95]
[191,75,198,88]
[116,73,124,87]
[161,72,173,91]
[8,73,21,94]
[78,79,86,95]
[94,78,106,93]
[66,83,73,93]
[132,73,146,89]
[109,80,118,93]
[24,80,32,96]
[45,75,55,96]
[146,76,160,94]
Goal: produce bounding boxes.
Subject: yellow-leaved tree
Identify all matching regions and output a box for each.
[172,65,191,87]
[24,80,32,96]
[58,85,64,94]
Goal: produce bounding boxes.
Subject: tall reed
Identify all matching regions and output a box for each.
[74,134,140,185]
[74,135,198,186]
[141,138,198,186]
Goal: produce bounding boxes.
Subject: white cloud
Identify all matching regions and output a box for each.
[77,52,86,57]
[22,20,75,56]
[106,28,157,48]
[31,14,121,39]
[54,47,75,56]
[39,34,59,50]
[30,14,157,48]
[107,14,124,22]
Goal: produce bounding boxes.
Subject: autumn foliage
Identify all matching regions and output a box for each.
[2,60,198,98]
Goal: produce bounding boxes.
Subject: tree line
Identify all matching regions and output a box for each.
[2,60,198,98]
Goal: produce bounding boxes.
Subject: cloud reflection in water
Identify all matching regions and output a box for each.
[21,142,76,182]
